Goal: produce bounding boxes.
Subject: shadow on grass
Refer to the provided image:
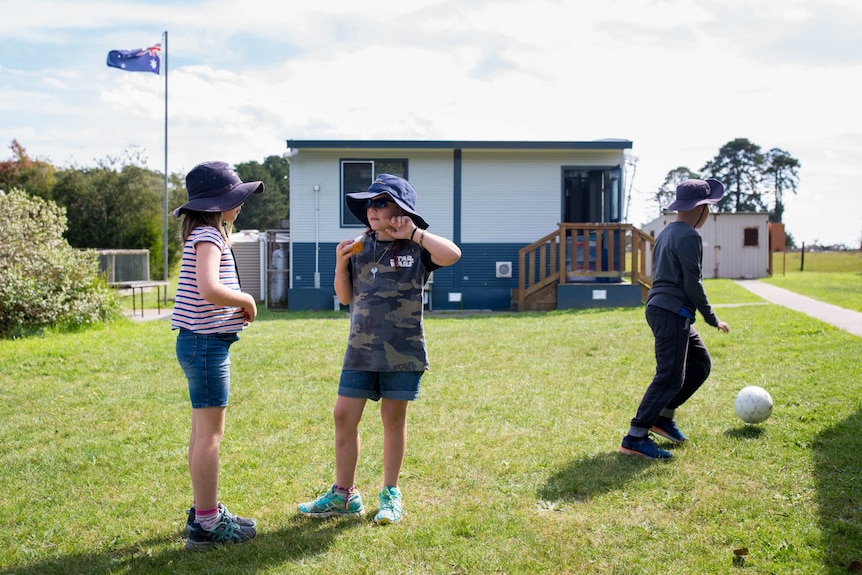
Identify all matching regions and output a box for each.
[0,514,362,575]
[537,451,669,503]
[812,406,862,573]
[722,425,767,440]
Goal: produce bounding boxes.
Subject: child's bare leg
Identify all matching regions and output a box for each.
[380,399,409,487]
[333,395,367,487]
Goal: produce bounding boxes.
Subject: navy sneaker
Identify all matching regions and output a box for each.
[185,503,257,535]
[619,435,673,460]
[185,510,256,551]
[651,417,689,444]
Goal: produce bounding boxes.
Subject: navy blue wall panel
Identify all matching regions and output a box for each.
[287,242,631,311]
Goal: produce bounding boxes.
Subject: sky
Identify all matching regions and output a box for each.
[2,0,861,247]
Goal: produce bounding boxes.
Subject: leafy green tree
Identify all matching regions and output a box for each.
[0,189,117,338]
[764,147,801,223]
[0,140,55,200]
[701,138,767,212]
[167,171,187,274]
[233,155,290,231]
[655,166,700,216]
[53,161,170,279]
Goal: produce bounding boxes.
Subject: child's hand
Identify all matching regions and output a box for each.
[717,320,729,333]
[386,215,416,240]
[243,299,257,324]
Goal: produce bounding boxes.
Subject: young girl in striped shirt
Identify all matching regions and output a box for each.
[171,161,263,550]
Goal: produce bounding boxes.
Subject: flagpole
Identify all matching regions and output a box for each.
[162,30,169,290]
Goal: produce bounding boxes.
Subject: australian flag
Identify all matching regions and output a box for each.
[106,44,161,74]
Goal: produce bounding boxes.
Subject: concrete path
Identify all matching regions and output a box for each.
[126,310,172,322]
[735,280,862,337]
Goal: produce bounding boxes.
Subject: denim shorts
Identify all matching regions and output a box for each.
[176,328,239,408]
[338,370,423,401]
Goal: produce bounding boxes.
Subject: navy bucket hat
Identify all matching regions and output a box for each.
[346,174,429,230]
[173,161,264,217]
[667,179,725,212]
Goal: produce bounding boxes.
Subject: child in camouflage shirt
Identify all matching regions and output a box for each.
[299,174,461,525]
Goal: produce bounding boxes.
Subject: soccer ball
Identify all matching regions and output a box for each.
[734,386,773,424]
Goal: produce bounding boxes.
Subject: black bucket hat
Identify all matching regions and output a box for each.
[667,179,724,212]
[173,161,264,217]
[346,174,429,230]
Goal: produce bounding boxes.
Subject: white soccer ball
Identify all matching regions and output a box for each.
[734,386,774,424]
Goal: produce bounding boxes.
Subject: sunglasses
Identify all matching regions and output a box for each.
[364,197,393,209]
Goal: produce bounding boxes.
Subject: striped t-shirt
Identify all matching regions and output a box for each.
[171,226,246,334]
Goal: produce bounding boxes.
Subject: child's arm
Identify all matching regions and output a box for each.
[334,239,355,305]
[413,228,461,266]
[385,215,461,267]
[196,241,257,322]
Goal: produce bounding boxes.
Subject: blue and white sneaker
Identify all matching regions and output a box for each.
[298,485,365,518]
[374,486,405,525]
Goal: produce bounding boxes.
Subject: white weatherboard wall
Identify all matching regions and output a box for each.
[288,149,455,246]
[461,149,628,243]
[642,212,769,279]
[289,147,627,247]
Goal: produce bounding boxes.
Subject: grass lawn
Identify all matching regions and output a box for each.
[1,278,861,574]
[764,251,862,312]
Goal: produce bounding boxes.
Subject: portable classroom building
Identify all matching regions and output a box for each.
[284,139,634,311]
[640,212,770,279]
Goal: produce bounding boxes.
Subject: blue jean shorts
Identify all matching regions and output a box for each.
[338,370,423,401]
[176,328,239,408]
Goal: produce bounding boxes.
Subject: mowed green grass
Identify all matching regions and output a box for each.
[765,250,862,312]
[1,278,861,574]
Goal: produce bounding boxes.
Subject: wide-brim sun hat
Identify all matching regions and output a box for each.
[173,161,264,217]
[346,174,429,230]
[667,179,725,212]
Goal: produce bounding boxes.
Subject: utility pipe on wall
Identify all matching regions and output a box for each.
[314,185,320,288]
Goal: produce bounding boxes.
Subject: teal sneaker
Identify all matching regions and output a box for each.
[298,485,365,518]
[374,486,405,525]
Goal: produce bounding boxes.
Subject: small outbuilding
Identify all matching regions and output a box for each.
[230,229,291,307]
[640,212,770,279]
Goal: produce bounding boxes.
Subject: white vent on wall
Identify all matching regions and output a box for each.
[495,261,512,278]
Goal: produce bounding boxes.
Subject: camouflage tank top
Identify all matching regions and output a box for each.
[343,237,438,372]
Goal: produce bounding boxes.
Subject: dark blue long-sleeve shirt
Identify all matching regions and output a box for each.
[646,221,720,327]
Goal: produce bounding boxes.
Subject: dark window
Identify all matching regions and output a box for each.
[341,160,407,226]
[743,227,759,247]
[562,167,623,223]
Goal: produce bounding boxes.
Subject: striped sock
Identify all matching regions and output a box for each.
[196,506,220,531]
[333,483,354,498]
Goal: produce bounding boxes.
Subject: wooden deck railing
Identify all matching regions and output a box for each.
[517,223,655,311]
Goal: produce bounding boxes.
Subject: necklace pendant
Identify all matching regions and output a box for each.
[371,266,378,279]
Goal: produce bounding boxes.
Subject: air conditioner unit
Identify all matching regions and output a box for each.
[495,261,512,278]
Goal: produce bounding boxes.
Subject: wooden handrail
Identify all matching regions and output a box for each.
[630,227,655,301]
[517,223,655,310]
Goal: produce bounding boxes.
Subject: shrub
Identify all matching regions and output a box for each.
[0,189,118,338]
